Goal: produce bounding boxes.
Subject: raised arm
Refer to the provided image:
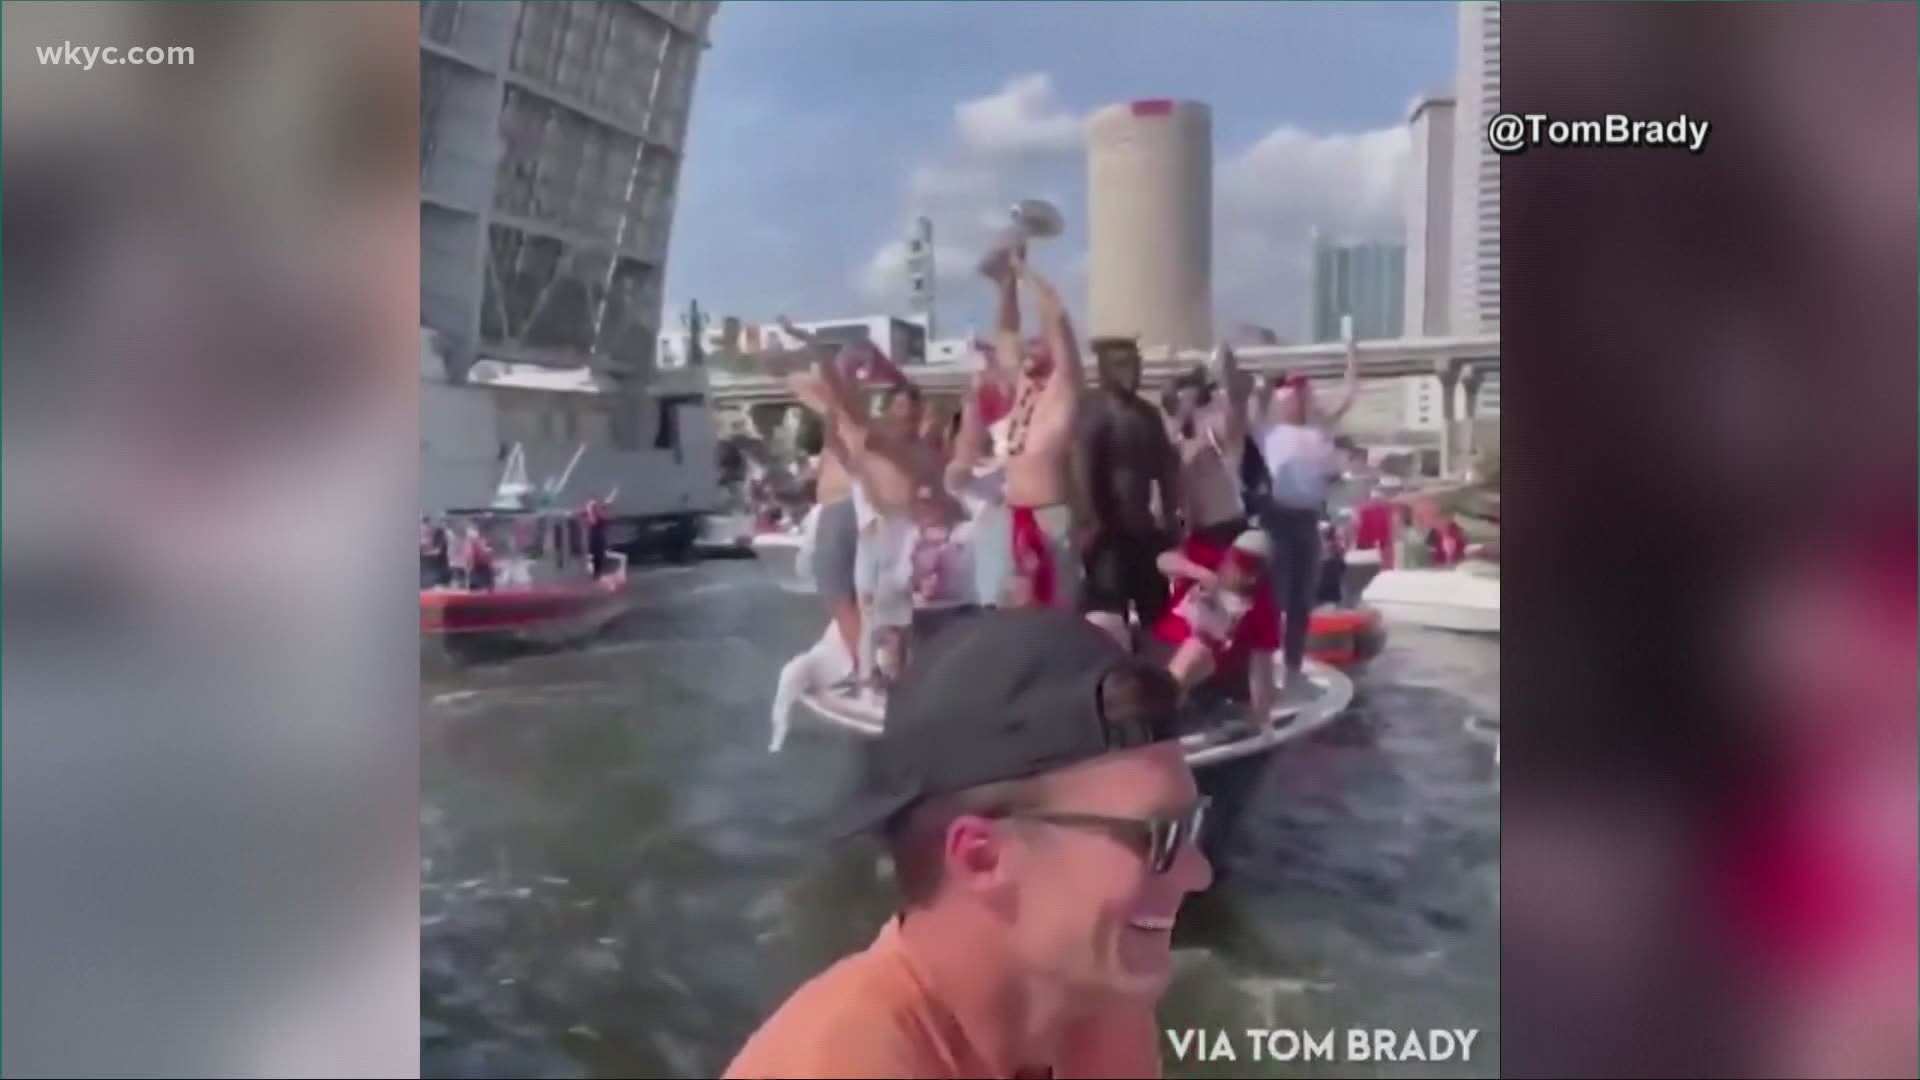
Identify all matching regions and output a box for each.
[777,314,819,351]
[1321,334,1360,426]
[947,372,990,481]
[1213,343,1251,448]
[779,315,870,384]
[786,369,859,467]
[814,345,874,449]
[788,339,876,468]
[1246,373,1275,440]
[988,252,1025,381]
[1026,266,1084,410]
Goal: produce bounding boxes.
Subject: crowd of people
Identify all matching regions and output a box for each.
[417,488,619,592]
[769,239,1388,745]
[739,240,1491,1078]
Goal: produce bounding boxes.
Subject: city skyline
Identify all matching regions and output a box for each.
[665,1,1451,341]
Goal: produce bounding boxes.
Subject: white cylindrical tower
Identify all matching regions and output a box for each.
[1087,99,1213,353]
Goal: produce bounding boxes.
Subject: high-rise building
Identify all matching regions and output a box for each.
[419,0,715,378]
[1450,0,1500,333]
[1308,233,1405,343]
[1403,96,1456,337]
[1088,99,1214,352]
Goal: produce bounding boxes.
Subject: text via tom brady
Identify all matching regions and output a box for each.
[1167,1027,1482,1065]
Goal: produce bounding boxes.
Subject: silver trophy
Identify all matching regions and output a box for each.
[977,198,1064,278]
[1010,197,1064,239]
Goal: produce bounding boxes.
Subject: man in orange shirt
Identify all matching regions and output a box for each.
[725,610,1211,1079]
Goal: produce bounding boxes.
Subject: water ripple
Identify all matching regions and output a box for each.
[423,562,1499,1078]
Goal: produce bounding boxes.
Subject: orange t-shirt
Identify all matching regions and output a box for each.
[722,919,1163,1080]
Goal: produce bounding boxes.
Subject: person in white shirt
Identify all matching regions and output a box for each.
[1252,336,1358,694]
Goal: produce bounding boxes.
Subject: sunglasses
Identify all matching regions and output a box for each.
[995,796,1211,874]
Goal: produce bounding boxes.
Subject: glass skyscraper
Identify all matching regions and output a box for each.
[1309,233,1406,343]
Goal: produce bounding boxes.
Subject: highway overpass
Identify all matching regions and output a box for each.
[704,332,1499,407]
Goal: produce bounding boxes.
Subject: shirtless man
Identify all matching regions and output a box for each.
[1167,346,1257,546]
[948,247,1087,610]
[789,337,960,688]
[791,352,951,530]
[782,319,866,666]
[1075,335,1182,646]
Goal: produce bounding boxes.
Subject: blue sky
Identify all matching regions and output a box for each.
[663,0,1454,343]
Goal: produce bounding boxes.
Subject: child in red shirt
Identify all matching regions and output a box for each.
[1151,529,1281,723]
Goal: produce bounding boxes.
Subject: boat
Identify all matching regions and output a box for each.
[421,555,630,666]
[757,530,1386,667]
[695,512,758,559]
[798,657,1353,771]
[1361,559,1500,634]
[421,445,633,667]
[750,506,818,594]
[797,656,1356,876]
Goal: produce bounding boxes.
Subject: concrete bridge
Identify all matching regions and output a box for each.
[707,332,1498,404]
[707,332,1499,473]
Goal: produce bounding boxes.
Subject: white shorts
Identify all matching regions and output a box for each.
[855,513,917,630]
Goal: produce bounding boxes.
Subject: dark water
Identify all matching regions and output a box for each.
[422,561,1499,1079]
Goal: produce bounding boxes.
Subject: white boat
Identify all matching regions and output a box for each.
[696,513,757,558]
[1361,560,1500,634]
[750,528,815,594]
[798,658,1354,771]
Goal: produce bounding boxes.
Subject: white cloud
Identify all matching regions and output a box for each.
[953,73,1086,159]
[1213,123,1410,337]
[1219,124,1410,234]
[855,78,1412,342]
[906,161,998,206]
[855,74,1087,312]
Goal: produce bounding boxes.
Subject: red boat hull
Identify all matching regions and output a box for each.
[421,580,629,663]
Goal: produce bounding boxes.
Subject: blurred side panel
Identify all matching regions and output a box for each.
[2,2,421,1075]
[1501,2,1916,1077]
